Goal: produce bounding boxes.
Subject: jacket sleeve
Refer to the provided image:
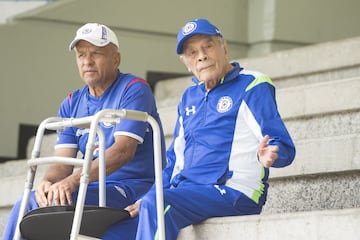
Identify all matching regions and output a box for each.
[244,77,296,168]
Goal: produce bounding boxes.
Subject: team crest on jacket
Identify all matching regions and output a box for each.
[217,96,233,113]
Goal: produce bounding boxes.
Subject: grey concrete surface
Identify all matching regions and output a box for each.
[178,208,360,240]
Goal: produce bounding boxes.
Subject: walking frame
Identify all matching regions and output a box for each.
[13,109,165,240]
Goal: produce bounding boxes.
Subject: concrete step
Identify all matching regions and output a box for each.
[264,170,360,214]
[178,207,360,240]
[156,76,360,137]
[154,36,360,107]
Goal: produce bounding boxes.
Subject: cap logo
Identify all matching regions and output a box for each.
[182,22,197,36]
[82,28,92,34]
[101,26,107,40]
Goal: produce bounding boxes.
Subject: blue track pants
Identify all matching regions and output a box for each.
[104,182,264,240]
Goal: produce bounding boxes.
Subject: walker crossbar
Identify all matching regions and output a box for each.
[27,157,85,167]
[13,109,165,240]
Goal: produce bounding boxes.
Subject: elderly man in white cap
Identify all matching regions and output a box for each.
[3,23,166,240]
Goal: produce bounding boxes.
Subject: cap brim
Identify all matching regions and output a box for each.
[68,39,79,51]
[176,32,222,55]
[68,37,111,51]
[176,34,193,55]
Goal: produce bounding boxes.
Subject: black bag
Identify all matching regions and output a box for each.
[20,205,130,240]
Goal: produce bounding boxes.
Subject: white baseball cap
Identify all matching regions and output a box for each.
[68,23,119,51]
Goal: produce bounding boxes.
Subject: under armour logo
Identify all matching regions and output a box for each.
[214,185,226,195]
[185,106,196,116]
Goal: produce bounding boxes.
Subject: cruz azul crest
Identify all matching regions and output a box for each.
[217,96,233,113]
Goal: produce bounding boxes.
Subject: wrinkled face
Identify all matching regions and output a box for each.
[74,40,120,88]
[180,34,230,89]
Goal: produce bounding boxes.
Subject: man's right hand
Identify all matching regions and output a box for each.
[35,180,52,207]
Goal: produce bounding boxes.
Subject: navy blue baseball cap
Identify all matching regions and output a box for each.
[176,18,222,55]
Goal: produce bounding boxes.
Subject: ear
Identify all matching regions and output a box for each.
[115,52,121,68]
[179,55,185,64]
[223,40,229,55]
[179,55,192,72]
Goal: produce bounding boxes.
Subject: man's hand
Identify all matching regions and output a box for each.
[125,200,141,218]
[35,177,77,207]
[257,135,279,168]
[35,180,52,207]
[45,177,77,206]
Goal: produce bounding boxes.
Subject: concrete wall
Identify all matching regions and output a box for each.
[247,0,360,55]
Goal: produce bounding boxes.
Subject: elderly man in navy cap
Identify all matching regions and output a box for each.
[105,18,296,240]
[3,23,166,240]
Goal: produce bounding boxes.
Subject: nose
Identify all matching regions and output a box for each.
[82,54,94,65]
[197,49,208,62]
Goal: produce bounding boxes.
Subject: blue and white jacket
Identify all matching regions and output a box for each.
[164,62,296,204]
